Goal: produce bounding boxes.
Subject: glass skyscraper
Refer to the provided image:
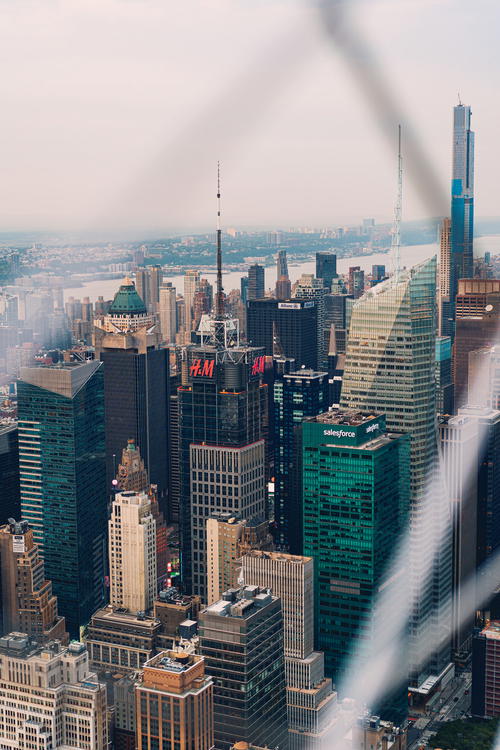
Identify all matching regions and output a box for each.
[341,257,453,684]
[273,368,329,552]
[441,104,475,337]
[17,361,107,638]
[301,411,410,722]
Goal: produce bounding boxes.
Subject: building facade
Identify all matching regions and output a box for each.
[247,299,318,370]
[0,635,108,750]
[135,649,214,750]
[0,422,20,524]
[301,411,410,722]
[109,490,157,614]
[199,586,288,750]
[18,361,107,638]
[247,264,265,301]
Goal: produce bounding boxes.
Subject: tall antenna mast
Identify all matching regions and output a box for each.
[215,161,224,318]
[392,125,403,279]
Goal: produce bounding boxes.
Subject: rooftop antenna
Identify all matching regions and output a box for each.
[215,161,224,318]
[391,125,402,280]
[458,91,462,106]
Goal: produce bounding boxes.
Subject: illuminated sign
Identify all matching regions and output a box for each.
[323,428,355,439]
[190,358,215,378]
[251,355,266,375]
[304,301,315,308]
[278,302,301,310]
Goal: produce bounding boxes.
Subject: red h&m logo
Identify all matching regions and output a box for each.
[190,358,215,378]
[251,355,266,376]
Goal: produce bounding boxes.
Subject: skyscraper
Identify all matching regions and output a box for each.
[247,264,265,300]
[199,585,289,750]
[94,278,169,510]
[276,250,291,300]
[158,282,177,343]
[247,298,318,369]
[273,369,329,552]
[0,636,108,750]
[183,269,200,335]
[135,649,214,750]
[451,103,475,286]
[340,258,452,685]
[18,361,107,638]
[316,252,337,290]
[0,519,67,643]
[293,274,327,366]
[301,410,410,721]
[240,551,337,749]
[277,249,289,279]
[109,491,157,614]
[438,414,478,654]
[453,279,500,408]
[438,217,452,336]
[0,422,20,524]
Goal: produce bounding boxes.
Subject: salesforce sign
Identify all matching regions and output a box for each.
[320,416,385,446]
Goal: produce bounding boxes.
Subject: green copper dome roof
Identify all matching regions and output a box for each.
[109,278,147,315]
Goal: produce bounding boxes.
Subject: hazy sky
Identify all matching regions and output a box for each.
[1,0,498,232]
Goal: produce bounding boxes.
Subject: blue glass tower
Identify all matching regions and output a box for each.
[18,361,107,638]
[450,104,475,319]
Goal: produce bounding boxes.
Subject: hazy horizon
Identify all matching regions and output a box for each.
[1,0,498,232]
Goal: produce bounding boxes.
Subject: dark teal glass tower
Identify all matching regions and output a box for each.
[18,361,107,638]
[273,368,329,552]
[302,410,410,720]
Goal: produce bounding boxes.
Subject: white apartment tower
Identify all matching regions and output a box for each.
[109,490,157,613]
[159,283,177,343]
[0,634,108,750]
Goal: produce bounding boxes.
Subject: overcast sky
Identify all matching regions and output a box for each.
[0,0,498,233]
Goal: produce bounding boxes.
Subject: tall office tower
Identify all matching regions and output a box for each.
[277,249,289,278]
[247,264,265,300]
[438,415,478,655]
[159,282,177,343]
[135,649,214,750]
[0,520,67,643]
[18,361,107,638]
[184,269,201,333]
[324,292,354,354]
[326,325,345,408]
[0,422,20,523]
[293,274,328,366]
[115,440,168,586]
[316,252,337,290]
[451,103,475,293]
[247,298,318,369]
[276,250,292,300]
[241,551,337,749]
[301,411,410,722]
[206,514,274,605]
[193,281,213,328]
[435,336,454,414]
[240,275,249,304]
[94,278,169,509]
[135,265,163,312]
[109,490,157,613]
[114,674,137,750]
[178,341,266,597]
[0,636,108,750]
[347,266,361,295]
[457,406,500,569]
[273,369,329,552]
[351,269,365,298]
[453,279,500,407]
[371,264,386,283]
[189,440,266,601]
[176,297,186,336]
[341,258,452,685]
[467,345,500,409]
[199,585,289,750]
[438,217,453,336]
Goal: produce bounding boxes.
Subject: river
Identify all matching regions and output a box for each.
[62,235,498,303]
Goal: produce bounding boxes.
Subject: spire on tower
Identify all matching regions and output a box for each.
[215,161,224,318]
[392,125,403,279]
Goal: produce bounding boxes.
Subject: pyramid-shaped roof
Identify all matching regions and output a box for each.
[109,277,147,315]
